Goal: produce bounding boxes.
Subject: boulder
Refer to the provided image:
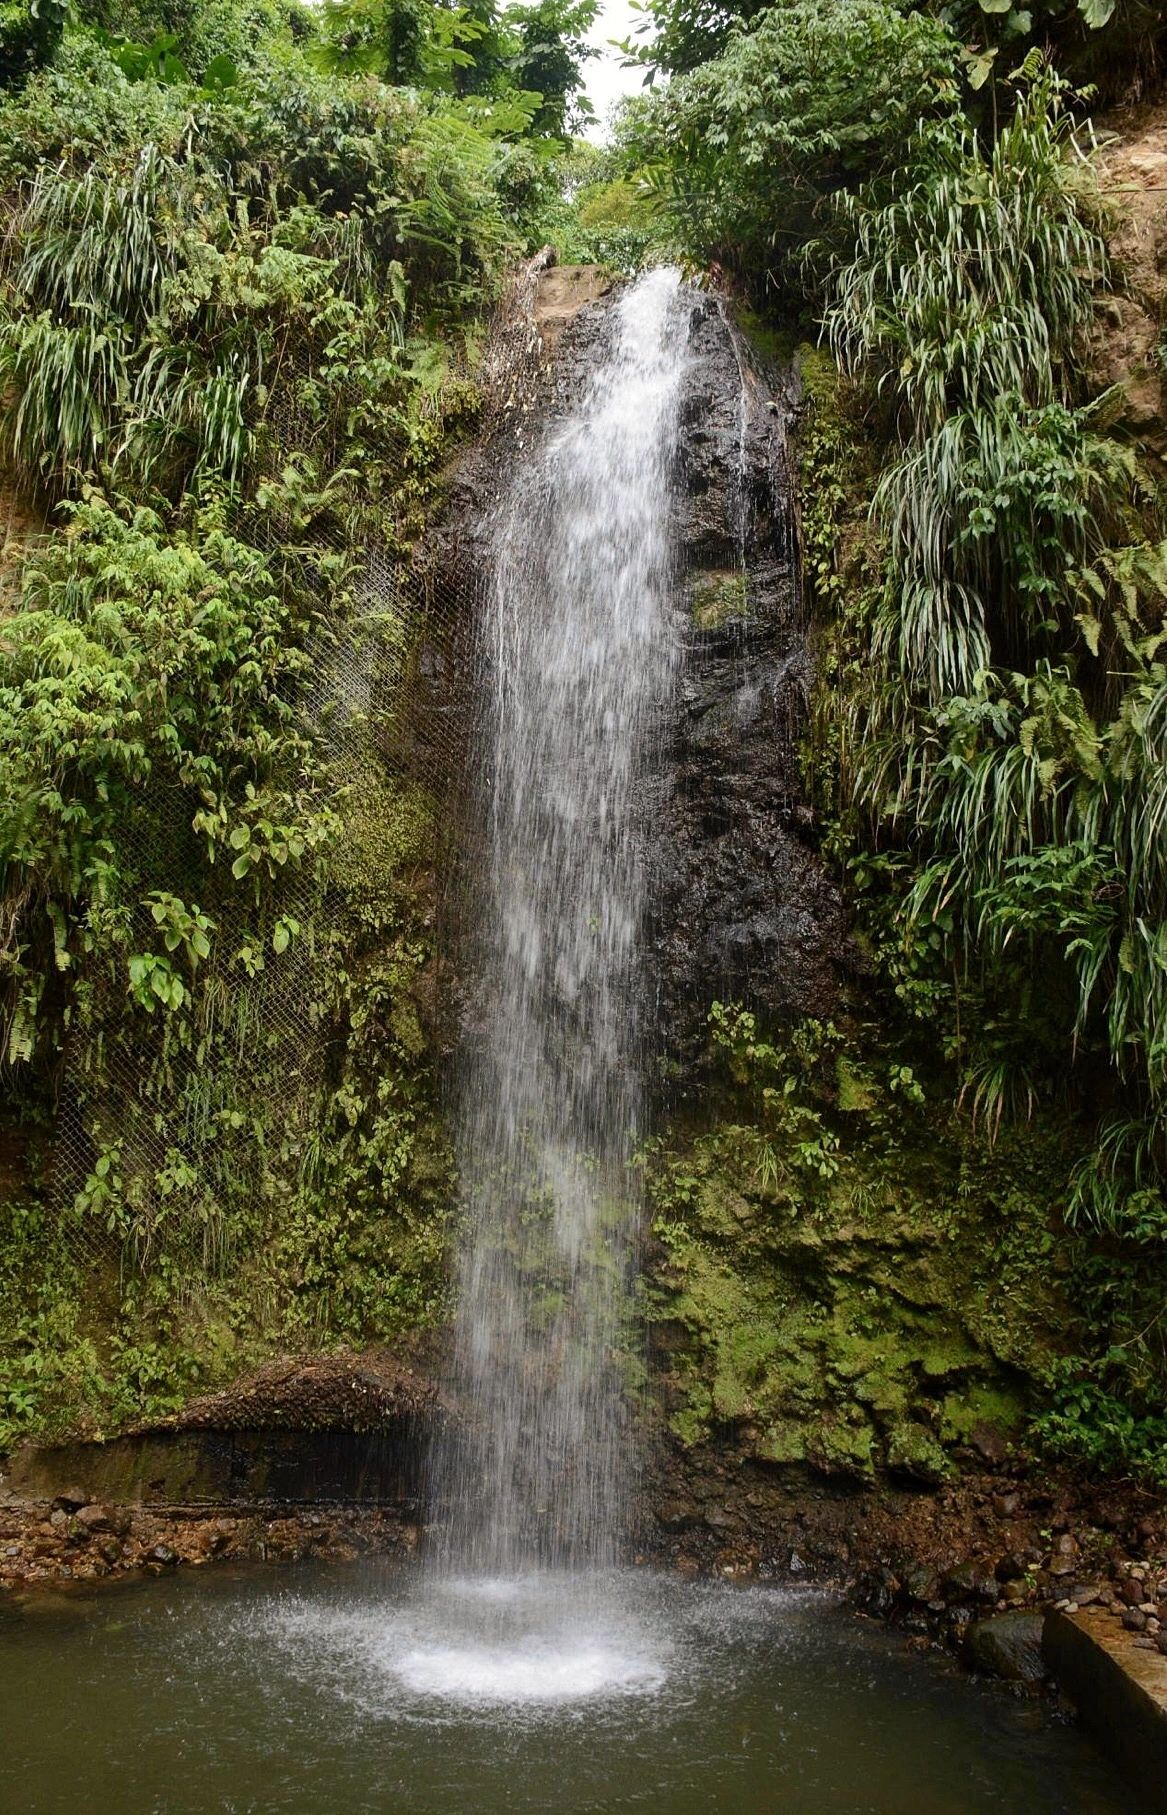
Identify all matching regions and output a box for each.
[964,1611,1046,1683]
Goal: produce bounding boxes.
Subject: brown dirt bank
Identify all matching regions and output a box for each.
[642,1431,1167,1663]
[2,1351,1163,1684]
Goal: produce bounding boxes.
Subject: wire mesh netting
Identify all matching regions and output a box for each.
[34,263,555,1295]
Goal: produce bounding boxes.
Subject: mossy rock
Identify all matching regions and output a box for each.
[645,1054,1075,1478]
[689,569,748,631]
[886,1420,951,1484]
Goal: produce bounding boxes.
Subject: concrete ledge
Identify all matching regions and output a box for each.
[1043,1606,1167,1801]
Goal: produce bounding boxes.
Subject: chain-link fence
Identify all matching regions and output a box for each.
[39,259,552,1294]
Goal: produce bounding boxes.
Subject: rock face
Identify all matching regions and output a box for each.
[653,293,847,1076]
[425,258,847,1076]
[1091,100,1167,455]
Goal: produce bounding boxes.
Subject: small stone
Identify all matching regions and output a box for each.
[75,1504,113,1534]
[995,1552,1026,1583]
[992,1493,1020,1519]
[1122,1608,1147,1632]
[969,1425,1009,1466]
[788,1550,808,1575]
[52,1488,89,1513]
[1156,1632,1167,1657]
[942,1562,997,1604]
[146,1543,178,1568]
[902,1564,939,1605]
[860,1567,899,1618]
[656,1499,700,1533]
[1070,1583,1101,1607]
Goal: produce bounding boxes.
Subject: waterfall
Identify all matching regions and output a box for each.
[442,265,695,1575]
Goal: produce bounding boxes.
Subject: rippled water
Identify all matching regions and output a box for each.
[0,1565,1134,1814]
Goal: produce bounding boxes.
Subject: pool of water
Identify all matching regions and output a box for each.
[0,1563,1133,1814]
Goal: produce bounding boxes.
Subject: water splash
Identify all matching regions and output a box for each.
[441,266,695,1577]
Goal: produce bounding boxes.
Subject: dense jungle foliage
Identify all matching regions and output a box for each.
[609,0,1167,1480]
[0,0,607,1441]
[2,0,1167,1488]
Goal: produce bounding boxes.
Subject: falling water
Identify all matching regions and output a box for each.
[442,266,695,1577]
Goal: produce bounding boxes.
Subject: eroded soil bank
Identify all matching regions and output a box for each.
[2,1351,1164,1702]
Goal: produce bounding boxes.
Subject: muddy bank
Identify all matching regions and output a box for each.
[642,1433,1167,1669]
[4,1374,1165,1694]
[0,1492,421,1595]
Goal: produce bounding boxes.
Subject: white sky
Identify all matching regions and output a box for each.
[581,0,651,141]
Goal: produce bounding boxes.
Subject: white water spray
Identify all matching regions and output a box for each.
[442,266,694,1577]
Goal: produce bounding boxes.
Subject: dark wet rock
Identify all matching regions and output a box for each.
[51,1488,87,1513]
[1123,1607,1148,1632]
[703,1506,736,1533]
[649,299,849,1073]
[146,1543,178,1568]
[942,1562,997,1605]
[994,1552,1026,1582]
[964,1611,1046,1683]
[656,1498,700,1533]
[418,264,850,1085]
[901,1564,940,1605]
[856,1566,900,1618]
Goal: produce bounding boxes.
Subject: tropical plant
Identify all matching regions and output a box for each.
[623,0,961,295]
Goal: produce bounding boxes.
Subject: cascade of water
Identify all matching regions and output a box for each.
[441,265,695,1576]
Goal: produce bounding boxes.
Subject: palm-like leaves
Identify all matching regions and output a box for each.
[823,67,1167,1222]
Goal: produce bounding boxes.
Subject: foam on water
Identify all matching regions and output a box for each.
[394,1637,662,1704]
[247,1570,686,1717]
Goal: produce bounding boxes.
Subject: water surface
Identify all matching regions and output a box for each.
[0,1564,1133,1814]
